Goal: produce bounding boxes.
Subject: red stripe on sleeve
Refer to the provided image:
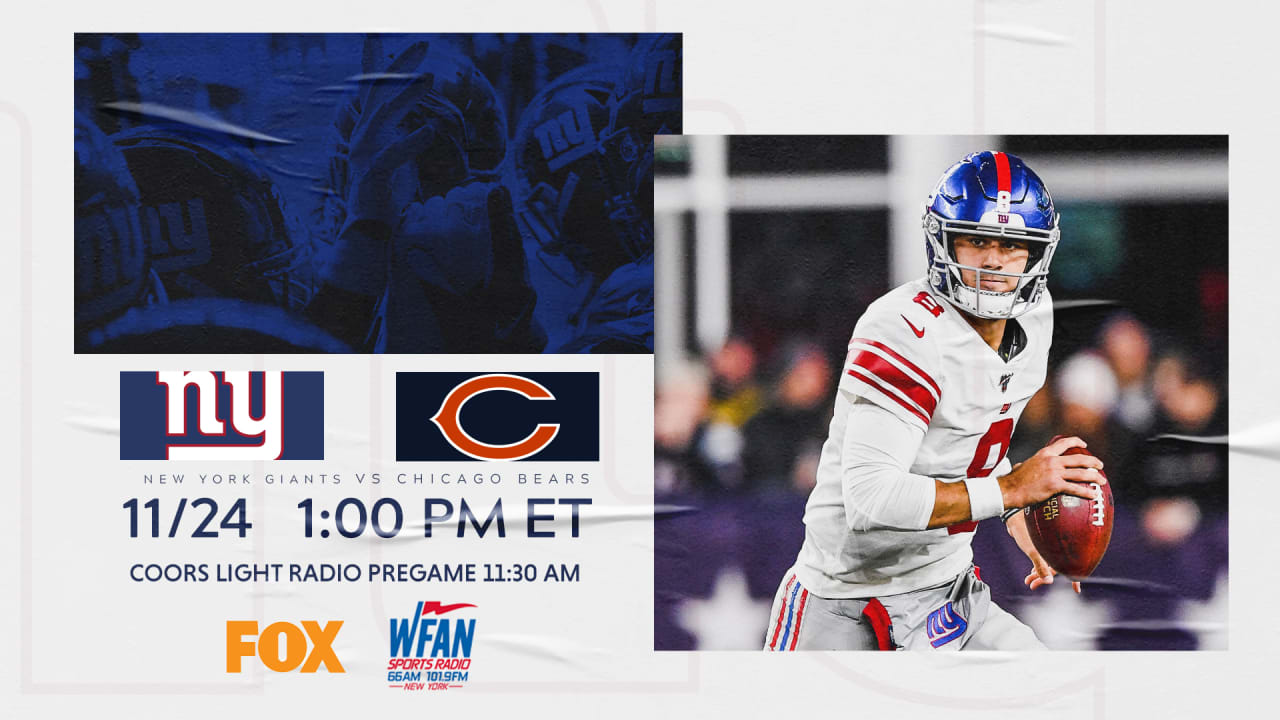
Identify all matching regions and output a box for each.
[849,350,938,417]
[846,367,931,427]
[994,151,1011,194]
[851,338,941,398]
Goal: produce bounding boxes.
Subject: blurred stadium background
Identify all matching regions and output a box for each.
[653,136,1228,651]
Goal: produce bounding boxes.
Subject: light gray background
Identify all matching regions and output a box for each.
[1,1,1268,718]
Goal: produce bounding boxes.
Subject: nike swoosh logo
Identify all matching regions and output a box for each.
[901,315,925,338]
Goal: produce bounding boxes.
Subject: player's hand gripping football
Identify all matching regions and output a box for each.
[997,435,1105,510]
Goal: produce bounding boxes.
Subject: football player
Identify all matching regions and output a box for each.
[75,112,160,337]
[764,151,1106,651]
[76,116,349,353]
[309,38,544,352]
[511,50,670,353]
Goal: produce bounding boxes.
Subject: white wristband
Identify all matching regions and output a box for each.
[963,476,1005,521]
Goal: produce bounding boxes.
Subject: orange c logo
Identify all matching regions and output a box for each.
[429,374,560,461]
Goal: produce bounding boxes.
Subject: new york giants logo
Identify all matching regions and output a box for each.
[535,104,597,173]
[397,373,598,462]
[925,602,968,648]
[144,197,213,272]
[120,371,324,460]
[641,50,681,113]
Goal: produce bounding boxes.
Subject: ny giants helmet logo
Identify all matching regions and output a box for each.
[642,52,681,110]
[535,104,596,172]
[144,198,213,271]
[429,375,561,461]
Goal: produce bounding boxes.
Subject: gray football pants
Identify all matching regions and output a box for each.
[763,565,1045,651]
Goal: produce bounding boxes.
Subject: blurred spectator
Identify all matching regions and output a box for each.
[1054,351,1138,488]
[1099,312,1156,434]
[740,341,834,493]
[1139,349,1227,532]
[1009,385,1058,465]
[1142,496,1202,547]
[707,336,764,428]
[654,362,719,496]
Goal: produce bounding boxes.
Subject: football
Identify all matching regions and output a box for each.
[1023,444,1114,579]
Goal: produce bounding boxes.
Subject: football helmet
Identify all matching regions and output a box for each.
[75,112,153,328]
[922,150,1060,319]
[618,33,682,136]
[329,40,507,213]
[512,64,653,282]
[113,129,315,311]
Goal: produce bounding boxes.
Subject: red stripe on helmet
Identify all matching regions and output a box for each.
[994,151,1011,194]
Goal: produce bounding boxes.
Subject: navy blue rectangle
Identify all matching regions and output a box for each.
[396,372,598,461]
[120,371,324,460]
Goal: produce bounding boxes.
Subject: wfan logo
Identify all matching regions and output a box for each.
[396,372,598,462]
[386,601,477,691]
[120,371,323,460]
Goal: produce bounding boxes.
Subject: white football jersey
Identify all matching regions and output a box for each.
[794,278,1052,598]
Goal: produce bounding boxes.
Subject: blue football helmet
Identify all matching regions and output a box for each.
[922,151,1060,319]
[75,111,154,328]
[112,128,315,311]
[512,65,652,281]
[328,40,508,214]
[618,33,682,136]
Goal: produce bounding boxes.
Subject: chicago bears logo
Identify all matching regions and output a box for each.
[397,372,598,462]
[429,375,561,461]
